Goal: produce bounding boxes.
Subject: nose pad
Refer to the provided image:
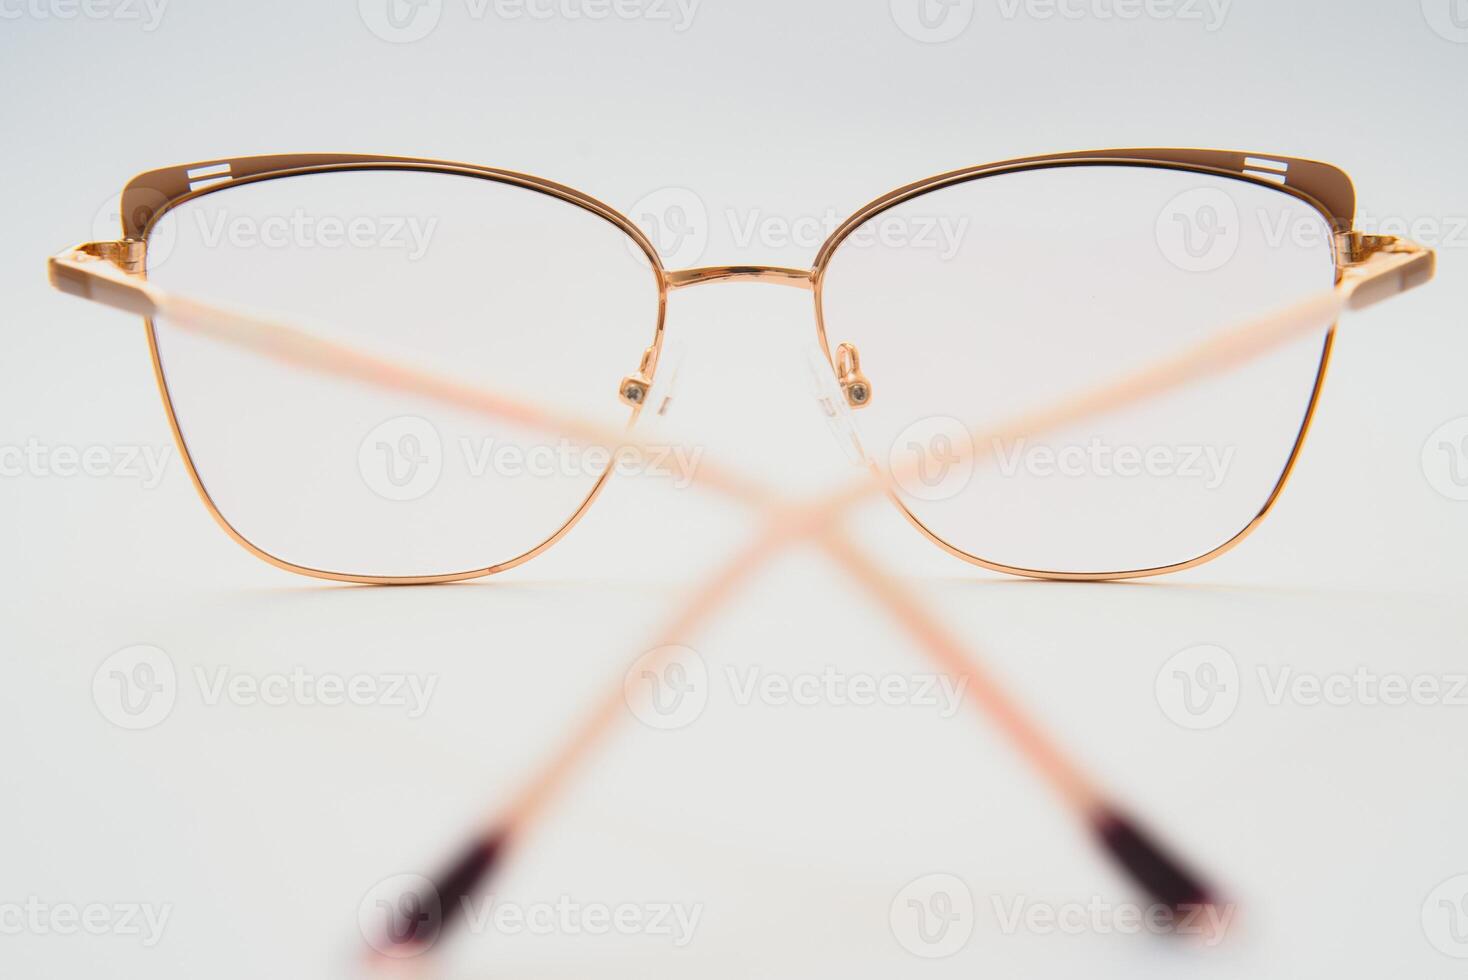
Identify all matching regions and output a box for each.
[621,340,687,428]
[644,338,686,420]
[803,346,867,465]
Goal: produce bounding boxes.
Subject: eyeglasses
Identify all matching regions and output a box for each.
[49,150,1436,962]
[50,150,1431,585]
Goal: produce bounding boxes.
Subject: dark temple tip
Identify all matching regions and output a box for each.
[368,830,509,960]
[1092,808,1223,926]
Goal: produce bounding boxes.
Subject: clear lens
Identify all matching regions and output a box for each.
[819,165,1338,574]
[145,169,661,578]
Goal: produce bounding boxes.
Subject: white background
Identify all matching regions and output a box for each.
[2,1,1466,977]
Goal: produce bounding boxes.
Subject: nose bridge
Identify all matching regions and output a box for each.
[664,265,814,291]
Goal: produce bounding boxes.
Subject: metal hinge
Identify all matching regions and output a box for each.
[1335,231,1399,266]
[1334,232,1435,311]
[76,239,147,275]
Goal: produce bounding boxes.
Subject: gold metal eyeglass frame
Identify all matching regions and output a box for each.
[49,148,1435,585]
[45,150,1438,960]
